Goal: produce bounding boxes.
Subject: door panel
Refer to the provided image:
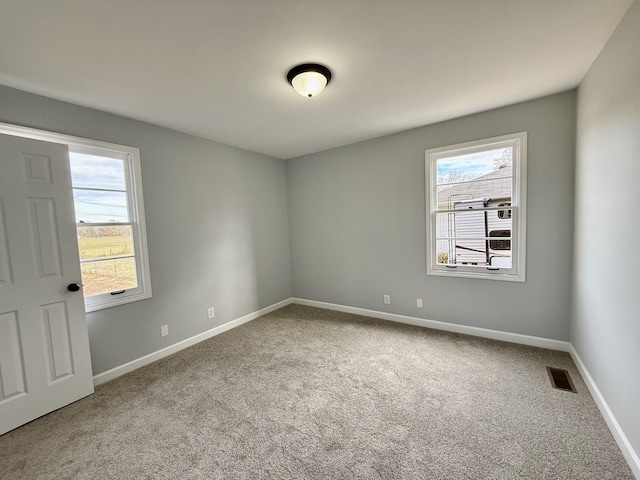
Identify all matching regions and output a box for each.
[28,197,63,278]
[0,134,93,435]
[0,198,11,284]
[23,153,53,184]
[41,301,74,381]
[0,311,26,400]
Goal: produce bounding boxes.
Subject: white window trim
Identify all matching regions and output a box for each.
[0,122,152,311]
[425,131,527,282]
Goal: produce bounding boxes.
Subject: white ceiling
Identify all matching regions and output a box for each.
[0,0,633,159]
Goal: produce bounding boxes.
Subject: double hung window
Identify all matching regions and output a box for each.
[69,145,151,311]
[425,132,527,282]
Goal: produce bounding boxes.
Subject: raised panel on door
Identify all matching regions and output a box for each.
[23,153,53,184]
[28,197,63,278]
[0,197,12,285]
[0,311,27,402]
[41,301,74,382]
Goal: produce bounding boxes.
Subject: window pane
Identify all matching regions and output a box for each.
[436,147,512,208]
[69,152,126,190]
[435,208,512,267]
[74,189,129,223]
[77,225,134,261]
[437,210,485,239]
[436,209,512,239]
[80,257,137,297]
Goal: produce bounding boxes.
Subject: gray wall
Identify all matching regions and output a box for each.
[573,0,640,458]
[0,85,292,375]
[287,92,576,341]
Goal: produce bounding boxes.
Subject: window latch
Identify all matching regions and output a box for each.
[110,290,126,295]
[486,267,500,271]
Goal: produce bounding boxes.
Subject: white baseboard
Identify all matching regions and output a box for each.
[292,297,570,351]
[93,298,293,386]
[570,346,640,479]
[94,296,568,387]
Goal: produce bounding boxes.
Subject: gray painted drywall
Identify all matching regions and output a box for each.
[573,0,640,458]
[0,85,292,375]
[287,92,576,341]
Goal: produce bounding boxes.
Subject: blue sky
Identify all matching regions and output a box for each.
[69,152,129,223]
[437,147,508,181]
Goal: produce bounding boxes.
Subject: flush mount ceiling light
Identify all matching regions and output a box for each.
[287,63,332,98]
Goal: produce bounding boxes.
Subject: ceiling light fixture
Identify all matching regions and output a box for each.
[287,63,332,98]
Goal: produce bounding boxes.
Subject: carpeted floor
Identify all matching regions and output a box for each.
[0,304,634,479]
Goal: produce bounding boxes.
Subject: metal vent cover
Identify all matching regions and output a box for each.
[547,366,577,393]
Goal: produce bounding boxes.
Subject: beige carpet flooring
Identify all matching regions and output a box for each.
[0,304,634,479]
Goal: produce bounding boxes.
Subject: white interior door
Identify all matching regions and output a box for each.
[0,133,94,435]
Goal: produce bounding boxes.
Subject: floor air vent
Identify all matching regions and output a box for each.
[546,367,577,393]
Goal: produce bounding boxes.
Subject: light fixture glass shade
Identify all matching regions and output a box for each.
[287,64,332,98]
[291,71,328,97]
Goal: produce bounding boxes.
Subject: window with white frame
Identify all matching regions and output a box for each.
[0,122,151,311]
[425,132,527,282]
[69,145,151,311]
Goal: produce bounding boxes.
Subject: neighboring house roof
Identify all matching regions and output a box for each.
[437,165,512,207]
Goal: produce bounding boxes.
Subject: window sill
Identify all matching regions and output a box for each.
[84,290,152,313]
[427,268,525,282]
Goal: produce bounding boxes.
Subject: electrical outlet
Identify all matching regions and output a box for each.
[417,298,423,308]
[160,324,169,337]
[383,294,391,305]
[207,307,215,319]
